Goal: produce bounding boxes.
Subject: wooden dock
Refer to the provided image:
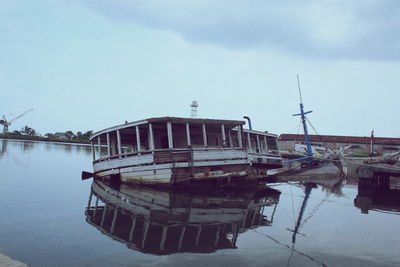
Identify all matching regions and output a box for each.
[357,164,400,191]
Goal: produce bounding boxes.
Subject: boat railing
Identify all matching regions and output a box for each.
[93,147,247,164]
[247,150,281,156]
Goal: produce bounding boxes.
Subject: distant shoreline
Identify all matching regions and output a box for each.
[0,134,90,145]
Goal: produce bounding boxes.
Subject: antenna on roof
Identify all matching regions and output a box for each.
[190,101,198,118]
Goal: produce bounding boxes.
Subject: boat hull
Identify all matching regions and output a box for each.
[93,149,282,186]
[93,152,282,186]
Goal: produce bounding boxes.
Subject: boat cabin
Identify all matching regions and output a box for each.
[89,117,282,185]
[90,117,246,161]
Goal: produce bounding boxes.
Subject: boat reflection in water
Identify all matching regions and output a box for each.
[354,177,400,214]
[85,181,281,255]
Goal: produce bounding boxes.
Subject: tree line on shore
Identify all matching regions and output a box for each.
[0,125,93,143]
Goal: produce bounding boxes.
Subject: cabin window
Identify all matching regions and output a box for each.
[229,127,243,148]
[93,140,99,160]
[152,123,169,149]
[224,128,232,147]
[99,134,108,158]
[91,142,96,160]
[92,134,108,159]
[260,136,267,153]
[231,133,239,148]
[189,124,204,147]
[205,124,223,147]
[119,127,137,154]
[138,125,149,151]
[267,136,279,153]
[249,134,258,152]
[108,132,118,156]
[172,123,188,148]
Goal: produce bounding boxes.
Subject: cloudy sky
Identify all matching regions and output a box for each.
[1,0,399,137]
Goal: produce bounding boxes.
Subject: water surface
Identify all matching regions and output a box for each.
[0,139,399,267]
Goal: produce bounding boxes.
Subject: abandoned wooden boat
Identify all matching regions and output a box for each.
[89,117,282,186]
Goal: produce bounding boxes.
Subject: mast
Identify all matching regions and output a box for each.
[293,75,313,159]
[292,184,313,244]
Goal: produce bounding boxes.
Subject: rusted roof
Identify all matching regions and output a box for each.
[279,134,400,145]
[147,117,245,125]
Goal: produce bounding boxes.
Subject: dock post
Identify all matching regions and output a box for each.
[129,216,137,242]
[141,221,150,248]
[106,132,111,157]
[97,136,101,159]
[221,124,226,147]
[247,132,252,152]
[186,123,191,147]
[159,226,168,251]
[87,191,93,208]
[100,202,108,227]
[195,226,202,247]
[136,126,141,154]
[202,124,207,148]
[117,130,122,156]
[167,122,173,149]
[148,123,155,151]
[238,126,243,148]
[93,197,99,218]
[178,226,186,251]
[110,207,118,234]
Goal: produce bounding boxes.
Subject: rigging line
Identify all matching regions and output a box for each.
[304,117,337,154]
[293,119,302,146]
[305,116,329,150]
[299,193,330,229]
[287,120,303,135]
[297,119,301,135]
[251,229,328,267]
[305,117,320,136]
[296,120,303,135]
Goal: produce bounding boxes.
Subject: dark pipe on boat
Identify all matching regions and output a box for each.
[243,116,252,130]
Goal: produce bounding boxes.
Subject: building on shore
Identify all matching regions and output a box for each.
[279,134,400,156]
[45,132,69,140]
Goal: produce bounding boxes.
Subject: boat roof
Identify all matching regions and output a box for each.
[90,117,245,140]
[244,129,278,138]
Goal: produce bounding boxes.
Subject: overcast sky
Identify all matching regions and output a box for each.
[1,0,399,137]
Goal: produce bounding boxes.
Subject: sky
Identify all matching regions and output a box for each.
[1,0,399,137]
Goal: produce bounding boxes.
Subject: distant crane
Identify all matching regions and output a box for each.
[0,108,34,133]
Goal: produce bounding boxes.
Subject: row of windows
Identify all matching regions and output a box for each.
[92,123,278,159]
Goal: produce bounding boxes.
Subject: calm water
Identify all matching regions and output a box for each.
[0,139,399,267]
